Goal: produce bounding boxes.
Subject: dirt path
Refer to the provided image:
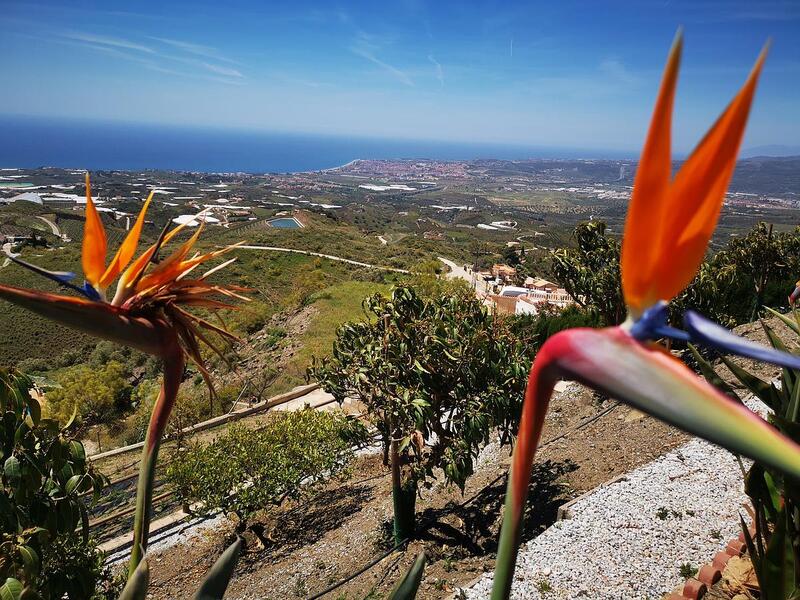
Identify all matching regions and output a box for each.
[236,245,411,274]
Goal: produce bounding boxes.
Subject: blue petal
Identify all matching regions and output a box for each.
[8,255,94,299]
[82,282,102,301]
[684,310,800,371]
[630,301,691,342]
[9,255,75,284]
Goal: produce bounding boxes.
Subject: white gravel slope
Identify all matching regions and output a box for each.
[465,401,766,600]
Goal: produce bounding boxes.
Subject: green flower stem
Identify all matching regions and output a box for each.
[129,353,185,576]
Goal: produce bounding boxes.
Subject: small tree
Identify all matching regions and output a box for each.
[310,287,533,543]
[166,409,368,537]
[551,221,625,325]
[0,368,109,599]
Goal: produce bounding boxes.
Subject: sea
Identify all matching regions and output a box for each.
[0,115,635,174]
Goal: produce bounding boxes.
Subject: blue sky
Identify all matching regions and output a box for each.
[1,1,799,152]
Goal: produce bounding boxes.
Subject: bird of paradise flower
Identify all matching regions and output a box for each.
[0,175,248,574]
[491,33,800,599]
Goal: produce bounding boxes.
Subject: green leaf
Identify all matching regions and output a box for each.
[17,546,39,577]
[68,441,85,463]
[760,509,795,598]
[119,555,150,600]
[193,537,242,600]
[18,587,42,600]
[687,344,740,402]
[0,579,23,600]
[62,403,78,431]
[25,397,40,428]
[398,436,412,454]
[718,354,782,413]
[765,306,800,336]
[388,552,426,600]
[4,456,21,485]
[65,474,82,495]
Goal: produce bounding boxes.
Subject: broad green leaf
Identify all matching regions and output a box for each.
[0,579,23,600]
[760,509,795,598]
[18,587,42,600]
[25,397,40,427]
[68,441,85,463]
[193,537,242,600]
[718,354,782,413]
[119,555,150,600]
[765,306,800,336]
[65,474,83,495]
[4,456,21,485]
[687,344,740,401]
[17,546,38,577]
[388,552,426,600]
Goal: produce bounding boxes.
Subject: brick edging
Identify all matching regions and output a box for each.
[664,527,751,600]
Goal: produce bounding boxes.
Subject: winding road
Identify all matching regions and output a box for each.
[36,216,61,237]
[235,245,411,274]
[438,257,488,295]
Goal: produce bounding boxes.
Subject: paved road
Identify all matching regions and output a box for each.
[438,257,488,295]
[1,243,18,269]
[236,245,410,274]
[36,216,61,237]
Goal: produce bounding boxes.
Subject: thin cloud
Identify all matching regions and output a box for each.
[428,54,444,87]
[350,30,413,87]
[599,58,639,86]
[200,62,243,78]
[63,32,155,54]
[150,36,240,64]
[144,63,245,86]
[351,47,413,86]
[60,31,243,85]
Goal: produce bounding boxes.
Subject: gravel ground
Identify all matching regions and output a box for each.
[464,399,766,600]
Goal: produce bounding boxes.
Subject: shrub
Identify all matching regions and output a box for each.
[0,367,110,599]
[165,409,368,529]
[513,304,603,349]
[44,360,130,426]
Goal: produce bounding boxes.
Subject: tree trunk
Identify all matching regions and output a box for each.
[390,434,417,544]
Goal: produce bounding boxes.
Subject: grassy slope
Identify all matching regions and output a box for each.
[271,280,389,392]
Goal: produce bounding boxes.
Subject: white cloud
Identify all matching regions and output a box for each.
[428,54,444,87]
[599,58,639,86]
[200,62,243,78]
[351,45,414,86]
[63,32,155,54]
[150,36,240,64]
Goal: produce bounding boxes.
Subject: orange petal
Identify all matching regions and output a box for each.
[100,191,154,288]
[81,172,108,287]
[621,31,682,315]
[112,219,191,304]
[135,222,206,290]
[655,44,768,302]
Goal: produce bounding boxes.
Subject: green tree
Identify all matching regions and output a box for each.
[45,361,129,426]
[166,409,367,538]
[551,221,625,325]
[0,368,109,599]
[676,223,800,327]
[502,245,521,267]
[310,287,533,543]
